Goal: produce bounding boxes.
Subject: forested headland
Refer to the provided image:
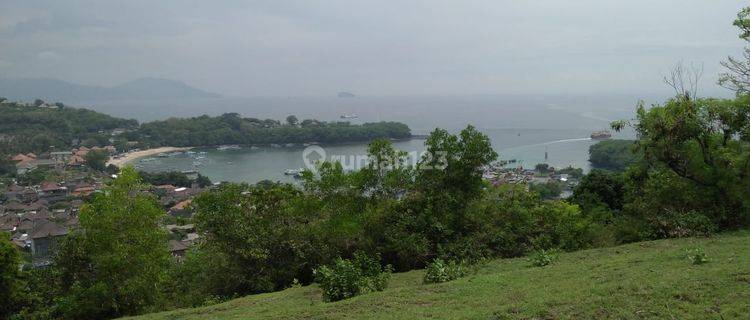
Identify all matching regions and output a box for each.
[134,113,411,147]
[0,99,412,156]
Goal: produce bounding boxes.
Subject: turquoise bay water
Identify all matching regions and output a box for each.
[82,94,645,183]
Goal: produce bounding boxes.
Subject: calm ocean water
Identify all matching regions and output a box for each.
[77,94,651,183]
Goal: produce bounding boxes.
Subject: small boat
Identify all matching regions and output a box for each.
[340,114,358,119]
[590,130,612,140]
[157,153,168,157]
[217,145,241,151]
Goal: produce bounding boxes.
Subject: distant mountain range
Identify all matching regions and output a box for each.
[0,77,220,102]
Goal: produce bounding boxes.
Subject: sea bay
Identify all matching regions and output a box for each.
[82,94,644,183]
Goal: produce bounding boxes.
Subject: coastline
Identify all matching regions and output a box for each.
[108,147,192,167]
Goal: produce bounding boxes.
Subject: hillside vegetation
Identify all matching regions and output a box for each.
[130,231,750,320]
[0,100,412,155]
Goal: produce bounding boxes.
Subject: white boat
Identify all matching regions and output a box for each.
[590,131,612,140]
[217,145,241,151]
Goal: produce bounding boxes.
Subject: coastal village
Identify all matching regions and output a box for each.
[1,115,584,268]
[0,143,210,267]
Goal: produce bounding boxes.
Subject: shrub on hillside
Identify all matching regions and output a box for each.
[686,247,708,265]
[314,252,392,302]
[423,258,467,284]
[529,249,559,267]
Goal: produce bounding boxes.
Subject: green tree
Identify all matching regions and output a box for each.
[360,139,413,200]
[195,174,212,188]
[588,140,641,171]
[286,115,298,126]
[535,163,550,174]
[417,125,497,200]
[373,126,497,269]
[720,6,750,93]
[571,169,625,213]
[530,180,563,200]
[0,232,26,318]
[54,167,171,319]
[616,94,750,230]
[192,183,320,297]
[0,156,16,177]
[84,150,109,172]
[139,170,192,187]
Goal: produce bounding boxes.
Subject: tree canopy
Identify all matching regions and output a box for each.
[53,167,171,319]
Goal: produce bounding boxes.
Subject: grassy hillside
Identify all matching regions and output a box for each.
[131,231,750,320]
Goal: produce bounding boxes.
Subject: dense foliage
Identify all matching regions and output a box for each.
[134,113,411,147]
[529,180,563,200]
[588,139,642,171]
[625,95,750,231]
[44,168,171,319]
[0,156,16,177]
[0,232,26,318]
[84,150,109,172]
[0,101,137,155]
[0,102,411,157]
[138,171,212,188]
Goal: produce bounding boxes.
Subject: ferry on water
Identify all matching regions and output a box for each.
[590,130,612,140]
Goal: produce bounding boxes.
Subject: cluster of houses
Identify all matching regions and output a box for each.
[1,155,209,266]
[482,163,581,198]
[0,181,89,267]
[11,146,118,175]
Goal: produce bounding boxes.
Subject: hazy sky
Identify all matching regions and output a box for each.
[0,1,747,97]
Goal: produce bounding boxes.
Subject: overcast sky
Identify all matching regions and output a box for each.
[0,1,747,97]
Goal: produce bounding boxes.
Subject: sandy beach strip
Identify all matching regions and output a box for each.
[107,146,192,167]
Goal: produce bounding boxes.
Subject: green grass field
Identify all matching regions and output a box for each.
[130,231,750,319]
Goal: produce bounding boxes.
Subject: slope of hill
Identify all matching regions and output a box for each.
[129,231,750,320]
[0,77,220,101]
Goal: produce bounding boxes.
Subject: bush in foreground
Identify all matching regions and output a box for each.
[314,252,392,302]
[423,258,467,284]
[529,249,559,267]
[686,247,708,265]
